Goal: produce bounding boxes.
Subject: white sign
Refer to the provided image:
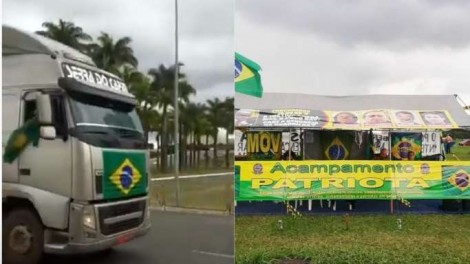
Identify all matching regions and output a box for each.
[62,63,128,93]
[422,132,441,157]
[235,129,247,156]
[282,130,302,155]
[372,131,390,154]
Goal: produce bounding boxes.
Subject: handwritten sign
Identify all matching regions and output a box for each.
[422,132,441,157]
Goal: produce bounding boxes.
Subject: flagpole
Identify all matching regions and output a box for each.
[174,0,180,206]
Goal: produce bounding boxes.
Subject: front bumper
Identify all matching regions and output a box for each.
[44,196,151,254]
[44,222,150,254]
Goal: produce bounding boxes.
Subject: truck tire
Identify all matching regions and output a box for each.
[2,208,44,264]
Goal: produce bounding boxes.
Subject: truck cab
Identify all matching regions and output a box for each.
[2,25,151,264]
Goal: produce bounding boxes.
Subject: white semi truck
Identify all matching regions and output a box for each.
[2,25,151,263]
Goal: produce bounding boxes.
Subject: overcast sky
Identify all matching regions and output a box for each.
[236,0,470,106]
[3,0,234,103]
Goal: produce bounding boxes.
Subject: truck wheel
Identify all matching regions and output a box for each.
[3,208,44,264]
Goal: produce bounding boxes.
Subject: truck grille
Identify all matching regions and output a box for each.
[98,199,145,235]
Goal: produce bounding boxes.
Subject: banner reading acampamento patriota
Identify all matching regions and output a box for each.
[235,160,470,201]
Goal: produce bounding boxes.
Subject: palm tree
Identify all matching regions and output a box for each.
[36,19,92,52]
[118,65,145,88]
[200,116,214,168]
[120,67,159,143]
[148,64,177,173]
[178,102,192,168]
[89,32,138,74]
[180,102,207,168]
[222,97,234,168]
[148,63,196,172]
[206,98,225,166]
[192,103,209,168]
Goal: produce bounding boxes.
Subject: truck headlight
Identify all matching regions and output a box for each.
[83,205,96,230]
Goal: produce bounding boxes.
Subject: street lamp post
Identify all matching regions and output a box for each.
[174,0,180,206]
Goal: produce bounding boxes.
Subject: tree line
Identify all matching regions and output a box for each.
[36,19,234,172]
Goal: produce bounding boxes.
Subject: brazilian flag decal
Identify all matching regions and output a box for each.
[442,166,470,198]
[102,151,147,199]
[3,118,40,164]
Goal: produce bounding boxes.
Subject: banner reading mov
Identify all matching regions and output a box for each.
[235,160,470,200]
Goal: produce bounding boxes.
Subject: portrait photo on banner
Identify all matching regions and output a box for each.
[361,109,393,128]
[235,109,259,127]
[418,110,453,127]
[391,110,425,127]
[330,111,361,128]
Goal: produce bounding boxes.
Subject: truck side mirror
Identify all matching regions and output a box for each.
[40,126,56,140]
[36,94,53,125]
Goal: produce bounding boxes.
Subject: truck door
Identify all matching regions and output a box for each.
[2,92,21,182]
[18,91,73,198]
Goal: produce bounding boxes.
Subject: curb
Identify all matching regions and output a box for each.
[150,205,233,216]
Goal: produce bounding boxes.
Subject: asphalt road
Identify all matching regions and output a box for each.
[42,210,234,264]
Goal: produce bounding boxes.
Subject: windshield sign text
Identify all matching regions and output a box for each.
[62,63,128,93]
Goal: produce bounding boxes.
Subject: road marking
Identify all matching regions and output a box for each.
[151,172,233,182]
[192,250,234,259]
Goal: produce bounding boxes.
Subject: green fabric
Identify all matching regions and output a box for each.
[235,52,263,98]
[3,118,40,164]
[102,151,147,199]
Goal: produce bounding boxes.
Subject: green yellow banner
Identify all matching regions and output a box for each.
[235,160,470,200]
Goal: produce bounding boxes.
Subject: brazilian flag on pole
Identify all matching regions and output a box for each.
[235,52,263,98]
[3,118,40,163]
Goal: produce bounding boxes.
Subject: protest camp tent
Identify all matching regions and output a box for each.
[235,93,470,210]
[235,92,470,161]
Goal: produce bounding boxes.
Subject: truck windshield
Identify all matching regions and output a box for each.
[68,90,146,149]
[70,97,143,133]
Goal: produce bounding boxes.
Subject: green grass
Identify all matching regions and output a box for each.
[236,214,470,264]
[151,166,233,178]
[446,142,470,161]
[150,175,234,212]
[150,153,234,178]
[149,154,234,211]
